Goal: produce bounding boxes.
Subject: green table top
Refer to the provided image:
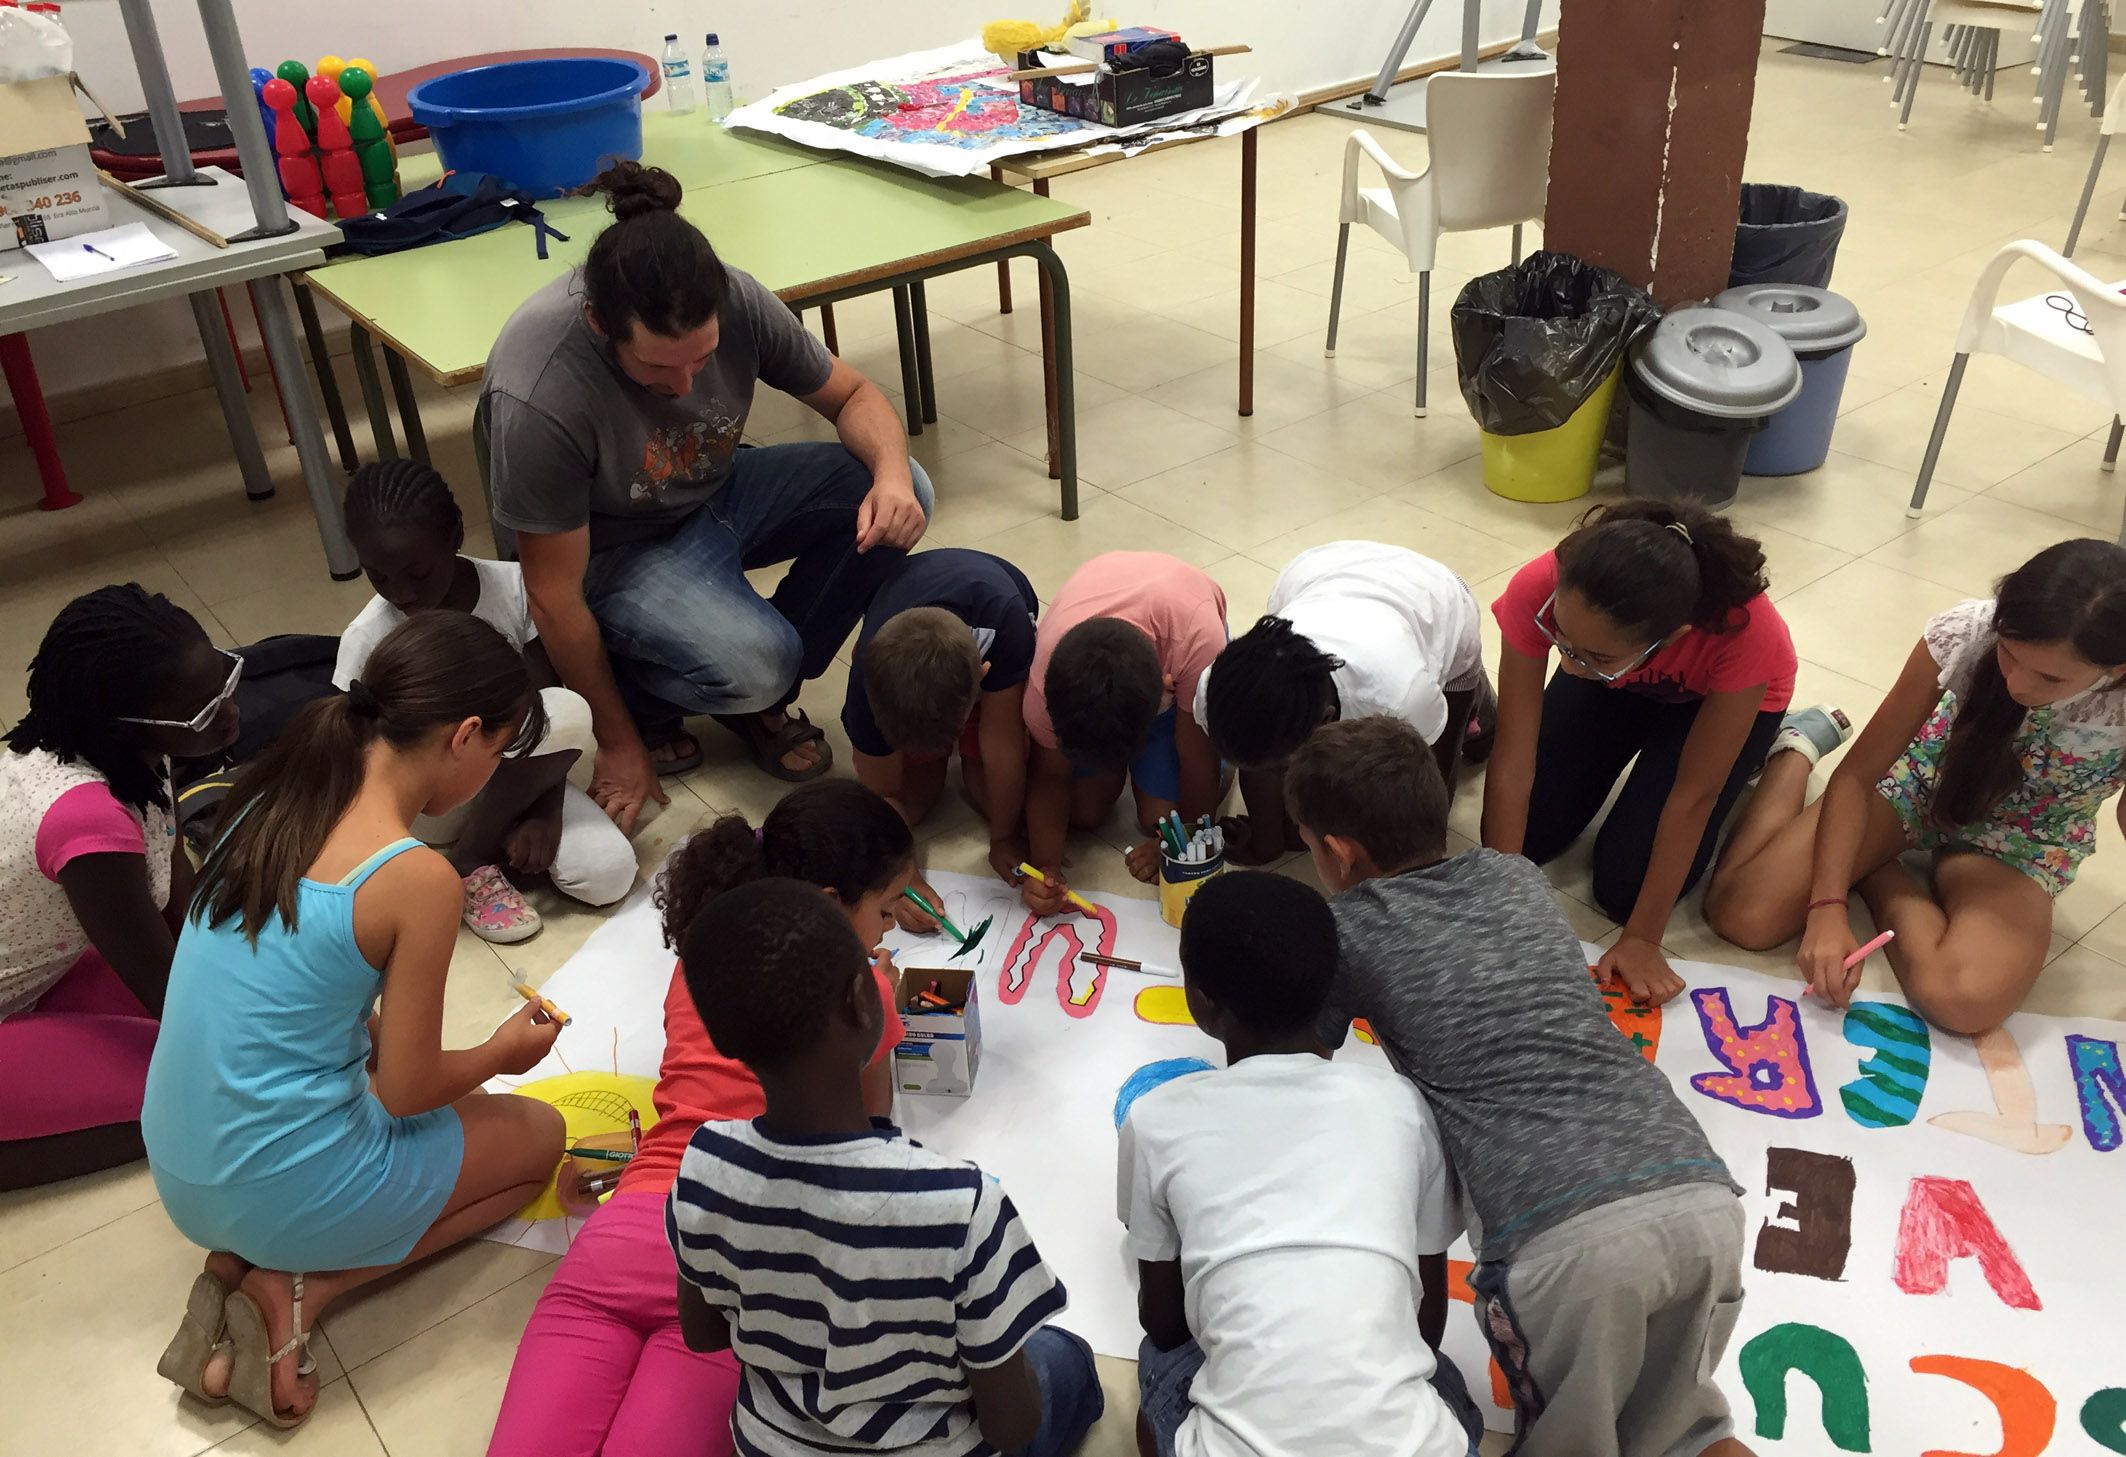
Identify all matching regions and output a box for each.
[395,112,823,195]
[312,131,1087,383]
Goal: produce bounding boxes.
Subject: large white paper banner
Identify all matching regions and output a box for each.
[724,41,1266,179]
[485,871,2126,1453]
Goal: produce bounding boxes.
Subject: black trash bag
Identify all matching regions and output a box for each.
[1451,251,1658,436]
[1729,183,1847,289]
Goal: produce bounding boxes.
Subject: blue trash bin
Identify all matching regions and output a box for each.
[408,57,651,199]
[1712,285,1867,477]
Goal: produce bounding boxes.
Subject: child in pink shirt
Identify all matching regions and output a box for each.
[1021,552,1228,913]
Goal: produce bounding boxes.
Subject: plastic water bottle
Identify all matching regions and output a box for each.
[702,33,734,120]
[661,34,695,114]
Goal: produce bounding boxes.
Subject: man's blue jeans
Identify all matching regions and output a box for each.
[580,442,934,729]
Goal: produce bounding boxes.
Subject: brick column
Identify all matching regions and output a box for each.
[1543,0,1768,306]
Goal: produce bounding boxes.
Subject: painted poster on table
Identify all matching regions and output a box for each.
[484,871,2126,1454]
[722,40,1270,178]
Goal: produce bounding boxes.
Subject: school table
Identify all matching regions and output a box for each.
[298,120,1094,516]
[0,169,348,555]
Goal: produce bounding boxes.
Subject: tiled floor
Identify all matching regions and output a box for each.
[6,38,2126,1457]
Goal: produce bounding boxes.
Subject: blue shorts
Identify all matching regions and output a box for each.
[1137,1337,1483,1457]
[1071,705,1183,804]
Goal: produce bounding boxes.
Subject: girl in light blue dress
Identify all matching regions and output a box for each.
[143,612,569,1430]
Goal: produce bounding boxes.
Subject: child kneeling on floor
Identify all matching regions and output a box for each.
[145,613,566,1431]
[337,460,637,944]
[1287,716,1753,1457]
[1122,869,1482,1457]
[668,877,1103,1457]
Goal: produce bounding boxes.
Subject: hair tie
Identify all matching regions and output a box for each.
[1666,521,1694,546]
[755,827,765,846]
[346,680,381,718]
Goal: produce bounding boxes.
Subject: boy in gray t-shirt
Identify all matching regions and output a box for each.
[1287,716,1752,1457]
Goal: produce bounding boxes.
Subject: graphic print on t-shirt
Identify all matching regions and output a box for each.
[631,413,743,505]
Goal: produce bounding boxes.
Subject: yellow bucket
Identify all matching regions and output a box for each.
[1158,852,1224,929]
[1479,361,1622,504]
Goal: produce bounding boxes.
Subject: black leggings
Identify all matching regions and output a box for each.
[1521,671,1784,923]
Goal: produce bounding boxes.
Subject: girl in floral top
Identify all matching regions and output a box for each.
[1709,539,2126,1034]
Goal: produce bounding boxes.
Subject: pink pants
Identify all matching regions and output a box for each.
[488,1191,739,1457]
[0,951,157,1141]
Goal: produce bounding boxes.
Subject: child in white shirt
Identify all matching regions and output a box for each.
[336,461,635,941]
[1119,870,1481,1457]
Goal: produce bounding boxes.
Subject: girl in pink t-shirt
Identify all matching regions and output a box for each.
[1484,501,1818,1007]
[0,585,242,1190]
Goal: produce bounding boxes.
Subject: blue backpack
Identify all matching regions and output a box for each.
[334,171,570,258]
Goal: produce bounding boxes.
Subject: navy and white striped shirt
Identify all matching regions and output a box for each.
[668,1118,1069,1457]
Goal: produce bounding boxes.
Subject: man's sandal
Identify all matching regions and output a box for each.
[156,1271,232,1405]
[221,1273,316,1430]
[713,709,834,784]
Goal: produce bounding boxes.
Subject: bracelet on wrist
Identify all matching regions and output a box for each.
[1807,897,1849,913]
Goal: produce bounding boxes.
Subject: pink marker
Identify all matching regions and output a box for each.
[1842,929,1896,971]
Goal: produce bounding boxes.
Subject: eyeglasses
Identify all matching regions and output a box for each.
[1534,591,1663,684]
[2047,294,2093,336]
[117,651,243,733]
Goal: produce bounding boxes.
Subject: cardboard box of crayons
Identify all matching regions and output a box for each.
[0,74,109,251]
[892,963,983,1097]
[1015,48,1215,128]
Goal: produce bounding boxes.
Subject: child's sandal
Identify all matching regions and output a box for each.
[155,1271,232,1405]
[221,1273,315,1430]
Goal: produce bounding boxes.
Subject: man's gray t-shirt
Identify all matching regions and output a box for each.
[482,267,835,553]
[1320,848,1735,1261]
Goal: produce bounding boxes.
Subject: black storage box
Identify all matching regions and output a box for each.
[1016,49,1214,127]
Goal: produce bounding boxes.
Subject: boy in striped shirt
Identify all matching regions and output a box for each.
[667,877,1104,1457]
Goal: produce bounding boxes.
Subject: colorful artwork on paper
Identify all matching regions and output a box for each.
[772,70,1087,152]
[486,869,2126,1451]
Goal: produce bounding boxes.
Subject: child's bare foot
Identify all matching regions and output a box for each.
[232,1268,319,1421]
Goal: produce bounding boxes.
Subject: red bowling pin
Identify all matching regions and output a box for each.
[262,77,326,217]
[306,74,367,219]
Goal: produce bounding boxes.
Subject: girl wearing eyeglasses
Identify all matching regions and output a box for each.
[1483,501,1813,1007]
[1708,539,2126,1036]
[0,585,243,1192]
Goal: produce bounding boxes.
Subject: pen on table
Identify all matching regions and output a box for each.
[1016,862,1099,916]
[1085,952,1179,979]
[568,1146,636,1164]
[82,242,116,261]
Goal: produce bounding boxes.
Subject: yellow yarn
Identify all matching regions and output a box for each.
[983,0,1111,63]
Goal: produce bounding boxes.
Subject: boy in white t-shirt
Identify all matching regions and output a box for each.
[1119,870,1481,1457]
[336,462,636,942]
[1197,541,1492,866]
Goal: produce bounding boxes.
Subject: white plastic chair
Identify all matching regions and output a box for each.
[1324,68,1555,418]
[1908,240,2126,542]
[2063,68,2126,254]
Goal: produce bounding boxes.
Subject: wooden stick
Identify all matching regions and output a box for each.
[1004,44,1253,81]
[98,170,231,249]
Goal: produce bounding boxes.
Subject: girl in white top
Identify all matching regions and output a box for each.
[337,462,636,943]
[1196,541,1490,865]
[1709,539,2126,1035]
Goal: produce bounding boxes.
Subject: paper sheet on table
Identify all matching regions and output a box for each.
[25,221,174,281]
[479,868,2126,1449]
[725,39,1265,178]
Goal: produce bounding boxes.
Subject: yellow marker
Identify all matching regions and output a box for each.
[1015,863,1099,916]
[513,980,572,1028]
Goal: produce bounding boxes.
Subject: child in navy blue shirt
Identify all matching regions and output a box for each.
[842,549,1039,929]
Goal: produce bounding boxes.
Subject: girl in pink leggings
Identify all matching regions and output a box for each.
[488,780,914,1457]
[0,586,241,1190]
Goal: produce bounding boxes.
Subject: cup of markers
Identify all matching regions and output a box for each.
[1157,811,1225,929]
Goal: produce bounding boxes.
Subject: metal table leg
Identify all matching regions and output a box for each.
[1239,126,1257,418]
[1027,242,1080,519]
[347,321,399,461]
[293,281,358,470]
[992,164,1016,315]
[385,350,430,465]
[0,333,79,509]
[910,280,938,425]
[188,290,274,500]
[891,287,924,437]
[252,276,360,578]
[1034,177,1060,480]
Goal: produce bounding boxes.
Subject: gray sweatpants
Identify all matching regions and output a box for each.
[1470,1183,1746,1457]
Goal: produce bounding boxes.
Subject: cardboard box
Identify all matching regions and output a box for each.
[0,73,109,252]
[892,963,982,1098]
[1017,49,1216,129]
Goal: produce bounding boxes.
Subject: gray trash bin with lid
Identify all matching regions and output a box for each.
[1711,284,1866,476]
[1626,307,1802,510]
